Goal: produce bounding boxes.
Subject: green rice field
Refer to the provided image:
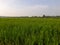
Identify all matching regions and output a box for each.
[0,18,60,45]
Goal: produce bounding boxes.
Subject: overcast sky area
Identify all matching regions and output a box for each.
[0,0,60,17]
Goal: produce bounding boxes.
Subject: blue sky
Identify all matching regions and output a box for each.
[0,0,60,16]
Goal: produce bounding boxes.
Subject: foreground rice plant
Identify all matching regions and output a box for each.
[0,18,60,45]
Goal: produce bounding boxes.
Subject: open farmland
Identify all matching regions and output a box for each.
[0,18,60,45]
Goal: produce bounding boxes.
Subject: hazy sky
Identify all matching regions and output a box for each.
[0,0,60,16]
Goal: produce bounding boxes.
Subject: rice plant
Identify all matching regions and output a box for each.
[0,18,60,45]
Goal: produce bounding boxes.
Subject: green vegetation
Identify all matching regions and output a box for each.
[0,18,60,45]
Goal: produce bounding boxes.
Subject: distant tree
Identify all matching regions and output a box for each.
[32,16,38,18]
[43,14,45,17]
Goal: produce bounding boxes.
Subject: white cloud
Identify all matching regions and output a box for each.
[46,7,60,16]
[0,0,48,17]
[0,0,60,16]
[22,5,48,16]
